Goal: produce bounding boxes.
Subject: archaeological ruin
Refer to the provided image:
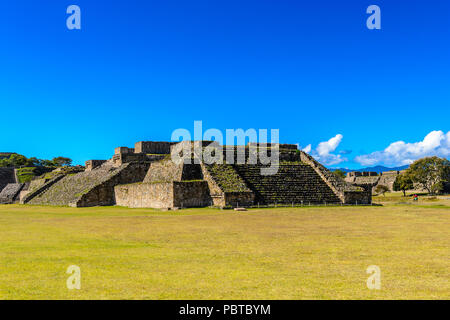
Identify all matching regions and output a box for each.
[0,167,22,204]
[2,141,372,208]
[345,170,403,193]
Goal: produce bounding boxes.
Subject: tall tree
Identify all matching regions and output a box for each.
[393,173,414,197]
[332,169,346,179]
[408,156,450,194]
[374,184,389,196]
[8,154,28,167]
[52,157,73,167]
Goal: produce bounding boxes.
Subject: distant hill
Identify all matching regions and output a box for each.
[331,165,409,174]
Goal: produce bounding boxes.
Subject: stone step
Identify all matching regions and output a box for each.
[233,163,341,205]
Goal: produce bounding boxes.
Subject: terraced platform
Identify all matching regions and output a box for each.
[233,163,342,205]
[15,141,371,208]
[26,162,149,207]
[203,163,250,193]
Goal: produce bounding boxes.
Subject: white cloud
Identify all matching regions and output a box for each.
[355,130,450,166]
[302,144,311,153]
[296,143,312,153]
[305,134,346,166]
[316,134,343,156]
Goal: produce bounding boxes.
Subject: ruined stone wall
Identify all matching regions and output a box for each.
[173,181,212,207]
[0,168,16,192]
[343,190,372,204]
[114,147,134,154]
[85,160,107,171]
[346,171,378,178]
[170,141,300,165]
[248,143,298,150]
[223,191,255,207]
[219,146,300,163]
[181,164,203,180]
[135,141,175,154]
[115,181,211,208]
[112,153,166,166]
[115,182,173,208]
[377,171,400,191]
[353,176,380,185]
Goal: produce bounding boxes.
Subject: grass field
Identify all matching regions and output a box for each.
[0,195,449,299]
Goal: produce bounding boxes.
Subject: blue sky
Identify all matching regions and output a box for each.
[0,0,448,168]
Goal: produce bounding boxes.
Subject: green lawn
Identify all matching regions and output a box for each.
[0,199,449,299]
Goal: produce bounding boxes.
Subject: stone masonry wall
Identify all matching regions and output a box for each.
[115,181,211,208]
[343,190,372,204]
[115,182,173,208]
[223,191,255,207]
[85,160,107,171]
[377,171,400,191]
[173,181,212,207]
[135,141,175,154]
[181,164,204,180]
[0,168,16,193]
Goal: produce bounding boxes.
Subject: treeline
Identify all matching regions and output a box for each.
[394,156,450,195]
[0,154,73,168]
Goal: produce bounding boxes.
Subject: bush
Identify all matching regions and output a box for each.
[374,184,389,196]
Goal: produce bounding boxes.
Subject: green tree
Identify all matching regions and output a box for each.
[40,159,56,167]
[374,184,389,196]
[0,158,11,167]
[8,154,28,167]
[393,173,414,197]
[332,169,346,179]
[52,157,72,167]
[408,156,450,194]
[25,157,41,167]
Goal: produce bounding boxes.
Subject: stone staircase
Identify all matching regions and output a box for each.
[27,162,150,207]
[27,164,122,206]
[0,183,25,204]
[203,163,250,193]
[233,163,342,205]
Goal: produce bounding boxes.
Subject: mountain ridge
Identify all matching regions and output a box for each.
[331,165,409,174]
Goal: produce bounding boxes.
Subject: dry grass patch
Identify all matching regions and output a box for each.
[0,202,448,299]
